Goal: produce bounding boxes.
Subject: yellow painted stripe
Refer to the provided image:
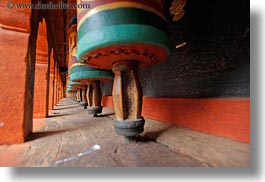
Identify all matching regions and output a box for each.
[77,1,167,29]
[70,63,87,70]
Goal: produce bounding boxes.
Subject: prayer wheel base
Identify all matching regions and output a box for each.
[87,106,103,116]
[114,118,145,137]
[80,101,88,109]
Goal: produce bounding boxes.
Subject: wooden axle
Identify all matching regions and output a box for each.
[86,81,103,116]
[112,61,145,138]
[73,91,77,101]
[70,91,76,99]
[72,92,76,99]
[76,88,81,102]
[80,86,88,109]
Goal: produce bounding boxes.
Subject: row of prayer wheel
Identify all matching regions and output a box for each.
[67,16,113,115]
[67,0,170,139]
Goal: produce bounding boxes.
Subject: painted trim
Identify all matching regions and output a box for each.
[77,24,170,62]
[77,1,167,29]
[69,63,87,69]
[102,96,250,143]
[70,71,113,82]
[69,64,113,82]
[78,8,167,35]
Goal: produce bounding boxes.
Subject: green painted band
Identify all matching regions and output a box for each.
[67,88,76,92]
[67,86,76,90]
[70,71,113,82]
[78,8,167,41]
[77,25,170,61]
[70,65,113,80]
[70,64,112,74]
[69,80,85,87]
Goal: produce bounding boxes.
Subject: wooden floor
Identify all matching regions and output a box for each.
[0,98,249,167]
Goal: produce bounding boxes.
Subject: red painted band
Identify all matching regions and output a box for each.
[78,0,165,21]
[102,96,250,143]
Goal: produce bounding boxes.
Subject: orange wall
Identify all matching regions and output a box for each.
[48,73,54,110]
[0,29,30,144]
[33,20,48,118]
[0,0,32,144]
[33,63,48,118]
[102,96,250,143]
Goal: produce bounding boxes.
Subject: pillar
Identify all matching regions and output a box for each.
[54,65,59,105]
[48,49,55,110]
[0,2,35,144]
[33,19,49,118]
[33,60,48,118]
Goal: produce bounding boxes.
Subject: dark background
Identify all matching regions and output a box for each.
[101,0,250,98]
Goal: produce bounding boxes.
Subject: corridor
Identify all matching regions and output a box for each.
[0,0,249,168]
[0,98,249,167]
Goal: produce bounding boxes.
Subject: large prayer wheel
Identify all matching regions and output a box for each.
[77,0,169,69]
[77,0,170,139]
[69,80,86,103]
[69,15,113,115]
[68,17,87,105]
[66,86,76,91]
[70,63,113,114]
[66,86,78,100]
[70,63,113,83]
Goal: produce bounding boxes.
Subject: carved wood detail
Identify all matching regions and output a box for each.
[112,61,142,121]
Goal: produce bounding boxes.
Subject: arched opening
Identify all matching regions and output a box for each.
[33,18,49,118]
[48,48,55,111]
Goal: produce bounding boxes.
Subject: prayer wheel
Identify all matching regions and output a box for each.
[66,86,77,100]
[70,63,113,115]
[77,0,170,138]
[68,15,113,114]
[66,74,79,101]
[69,80,87,103]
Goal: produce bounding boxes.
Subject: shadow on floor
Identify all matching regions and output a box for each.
[94,113,115,117]
[52,105,81,110]
[27,126,86,141]
[119,126,172,143]
[48,112,83,118]
[140,126,172,142]
[26,130,69,141]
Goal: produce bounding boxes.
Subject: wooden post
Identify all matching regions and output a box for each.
[86,81,103,116]
[74,91,78,101]
[76,88,81,102]
[112,61,145,138]
[73,92,76,99]
[80,86,88,109]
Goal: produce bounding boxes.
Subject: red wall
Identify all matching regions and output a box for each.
[33,20,48,118]
[102,96,250,143]
[0,28,31,144]
[33,62,48,118]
